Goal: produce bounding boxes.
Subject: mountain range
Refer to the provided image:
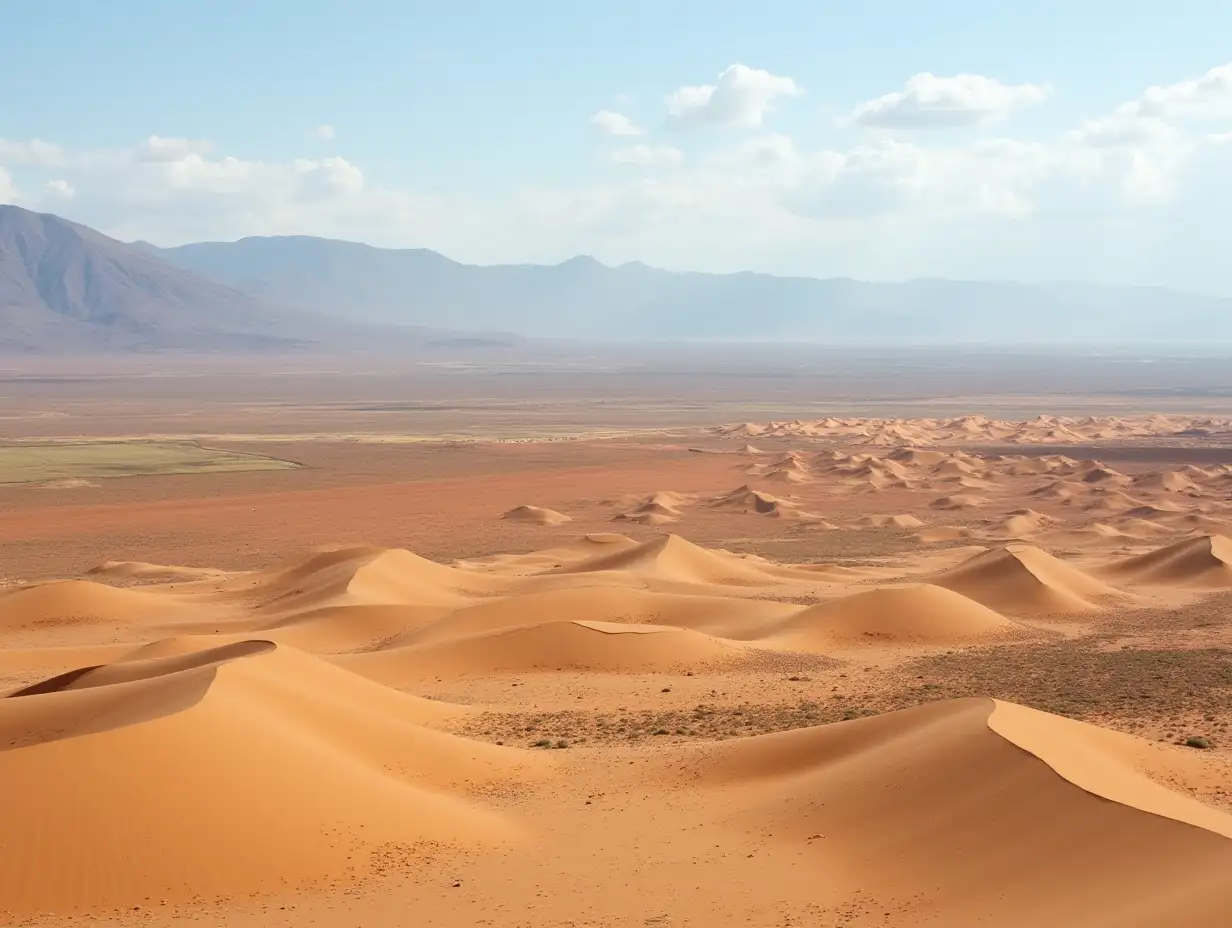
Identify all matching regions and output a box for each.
[3,203,1232,352]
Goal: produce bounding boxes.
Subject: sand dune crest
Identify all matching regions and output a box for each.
[933,543,1126,614]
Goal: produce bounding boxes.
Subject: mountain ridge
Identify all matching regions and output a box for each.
[144,232,1232,344]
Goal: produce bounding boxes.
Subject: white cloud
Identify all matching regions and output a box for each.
[1067,113,1178,148]
[591,110,643,136]
[45,179,75,198]
[0,138,66,167]
[706,133,802,171]
[1130,62,1232,120]
[847,73,1052,129]
[665,64,801,129]
[135,135,214,163]
[309,124,336,141]
[607,144,683,167]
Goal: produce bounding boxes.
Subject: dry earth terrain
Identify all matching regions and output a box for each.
[2,361,1232,927]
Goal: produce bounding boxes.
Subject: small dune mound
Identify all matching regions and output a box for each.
[859,514,926,530]
[711,485,784,513]
[933,458,979,477]
[556,534,783,586]
[932,544,1126,614]
[762,466,812,484]
[1080,466,1131,486]
[887,447,949,467]
[930,493,989,511]
[738,443,763,455]
[1132,470,1200,494]
[1080,490,1144,514]
[614,490,694,523]
[1030,480,1087,500]
[710,486,819,520]
[1101,535,1232,588]
[761,585,1019,647]
[991,509,1053,538]
[0,643,531,915]
[86,561,228,583]
[502,505,572,526]
[1004,458,1055,476]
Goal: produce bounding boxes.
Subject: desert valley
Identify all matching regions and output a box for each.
[2,358,1232,928]
[7,13,1232,923]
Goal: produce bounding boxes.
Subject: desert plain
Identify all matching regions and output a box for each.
[2,351,1232,927]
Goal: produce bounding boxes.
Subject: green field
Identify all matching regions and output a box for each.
[0,440,300,485]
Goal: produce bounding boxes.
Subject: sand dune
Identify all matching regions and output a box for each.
[758,585,1020,647]
[612,490,694,523]
[555,534,794,587]
[1030,479,1088,500]
[932,544,1126,614]
[691,697,1232,927]
[1133,470,1201,493]
[502,504,572,525]
[858,513,925,529]
[2,511,1230,924]
[1101,534,1232,588]
[930,493,989,510]
[233,546,504,612]
[992,509,1053,537]
[342,619,745,680]
[710,484,786,513]
[0,579,209,635]
[0,642,533,914]
[86,560,231,582]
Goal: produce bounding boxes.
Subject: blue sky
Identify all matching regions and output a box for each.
[3,1,1232,292]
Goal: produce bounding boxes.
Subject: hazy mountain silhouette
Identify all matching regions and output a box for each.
[146,234,1232,344]
[5,207,1229,351]
[0,207,517,353]
[0,206,332,352]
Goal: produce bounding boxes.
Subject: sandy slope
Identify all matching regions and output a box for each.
[0,642,537,915]
[932,543,1129,614]
[692,698,1232,926]
[757,584,1022,647]
[1100,534,1232,588]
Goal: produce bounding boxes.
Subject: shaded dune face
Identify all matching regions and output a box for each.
[931,544,1128,614]
[1099,534,1232,588]
[689,698,1232,927]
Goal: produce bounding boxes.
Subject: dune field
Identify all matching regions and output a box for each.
[2,412,1231,926]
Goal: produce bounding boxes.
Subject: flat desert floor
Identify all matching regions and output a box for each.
[3,357,1232,927]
